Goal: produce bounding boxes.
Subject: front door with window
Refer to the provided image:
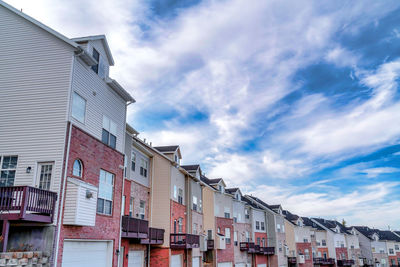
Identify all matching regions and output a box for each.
[37,163,53,190]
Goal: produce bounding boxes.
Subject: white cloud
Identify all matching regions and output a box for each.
[361,167,400,178]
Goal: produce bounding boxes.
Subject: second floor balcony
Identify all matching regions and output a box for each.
[0,186,57,223]
[288,257,297,264]
[262,246,275,255]
[314,258,336,265]
[337,260,355,266]
[240,242,256,253]
[121,216,149,239]
[141,227,165,245]
[170,233,200,249]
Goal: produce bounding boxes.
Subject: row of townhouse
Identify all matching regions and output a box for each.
[0,2,399,267]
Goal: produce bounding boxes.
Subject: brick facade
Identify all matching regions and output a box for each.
[335,247,348,260]
[130,180,150,220]
[57,126,124,267]
[150,247,170,267]
[317,247,330,258]
[216,217,234,264]
[297,242,313,267]
[171,200,187,234]
[255,233,268,266]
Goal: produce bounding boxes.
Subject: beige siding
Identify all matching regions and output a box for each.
[151,153,172,247]
[202,187,215,239]
[0,5,74,222]
[285,220,297,257]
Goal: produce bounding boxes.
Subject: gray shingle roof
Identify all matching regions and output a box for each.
[153,145,179,153]
[181,165,200,172]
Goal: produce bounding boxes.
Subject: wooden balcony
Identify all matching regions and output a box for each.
[0,186,57,223]
[121,216,149,239]
[141,227,165,245]
[207,239,214,250]
[288,257,297,264]
[262,246,275,255]
[240,242,256,253]
[170,234,200,249]
[314,258,336,265]
[337,260,355,266]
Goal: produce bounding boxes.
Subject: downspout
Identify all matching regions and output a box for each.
[53,53,75,266]
[118,101,133,267]
[148,155,154,267]
[53,121,72,266]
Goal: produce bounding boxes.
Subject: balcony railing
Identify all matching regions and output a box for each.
[314,258,336,265]
[337,260,355,266]
[121,216,149,239]
[0,186,57,223]
[240,242,256,253]
[207,239,214,250]
[262,246,275,255]
[141,227,165,245]
[170,234,200,249]
[288,257,297,264]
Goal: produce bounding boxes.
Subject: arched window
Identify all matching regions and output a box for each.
[73,159,83,177]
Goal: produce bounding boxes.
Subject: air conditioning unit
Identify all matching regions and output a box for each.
[200,236,207,252]
[359,259,364,266]
[298,255,305,264]
[216,234,226,250]
[284,245,289,256]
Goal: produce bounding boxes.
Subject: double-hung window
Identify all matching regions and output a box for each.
[225,228,231,244]
[224,207,230,218]
[131,152,136,171]
[256,221,260,230]
[102,116,117,149]
[322,239,326,246]
[178,188,183,204]
[71,92,86,123]
[140,159,148,177]
[97,170,114,215]
[38,163,53,190]
[192,196,198,211]
[261,221,265,230]
[139,201,145,219]
[129,197,134,217]
[0,156,18,186]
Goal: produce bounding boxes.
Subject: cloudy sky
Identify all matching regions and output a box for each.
[7,0,400,228]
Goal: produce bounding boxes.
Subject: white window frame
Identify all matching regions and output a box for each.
[131,151,136,172]
[71,92,86,124]
[97,169,114,215]
[139,200,145,219]
[102,116,117,148]
[139,158,148,177]
[72,159,83,177]
[192,196,198,211]
[0,156,18,187]
[225,228,231,244]
[37,162,54,190]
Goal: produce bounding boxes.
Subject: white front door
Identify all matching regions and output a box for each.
[192,257,200,267]
[128,250,144,267]
[171,254,182,267]
[62,240,112,267]
[257,264,267,267]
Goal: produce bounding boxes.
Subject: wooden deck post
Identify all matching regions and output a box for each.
[19,186,29,219]
[1,220,10,252]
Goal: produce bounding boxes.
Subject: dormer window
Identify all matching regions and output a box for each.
[91,48,100,74]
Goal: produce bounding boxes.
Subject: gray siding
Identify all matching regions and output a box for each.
[170,166,185,204]
[0,4,74,222]
[69,57,126,153]
[190,179,202,212]
[129,147,150,187]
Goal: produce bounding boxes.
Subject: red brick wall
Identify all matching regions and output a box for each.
[317,247,330,258]
[388,256,397,266]
[216,217,234,263]
[255,233,268,266]
[120,241,147,267]
[57,126,124,267]
[131,181,150,220]
[124,179,131,216]
[296,243,313,267]
[335,247,348,260]
[171,200,186,233]
[151,247,169,267]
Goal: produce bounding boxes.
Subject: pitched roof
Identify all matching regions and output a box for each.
[225,188,239,194]
[353,226,375,240]
[72,35,115,65]
[154,145,179,153]
[181,165,200,172]
[376,230,400,242]
[282,210,299,222]
[242,195,265,209]
[246,195,282,213]
[200,175,222,187]
[302,217,324,230]
[313,218,350,234]
[208,178,222,184]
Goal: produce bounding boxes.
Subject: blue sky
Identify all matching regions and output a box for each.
[9,0,400,228]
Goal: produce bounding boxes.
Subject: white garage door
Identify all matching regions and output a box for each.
[236,264,246,267]
[62,240,112,267]
[171,254,182,267]
[257,264,267,267]
[128,250,144,267]
[218,262,232,267]
[192,257,200,267]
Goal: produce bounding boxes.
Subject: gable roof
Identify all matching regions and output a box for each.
[302,217,324,230]
[72,35,115,65]
[154,145,179,153]
[376,230,400,242]
[353,226,375,240]
[282,210,299,222]
[225,188,239,194]
[312,218,350,234]
[0,0,78,50]
[242,195,266,210]
[181,165,200,172]
[245,195,281,214]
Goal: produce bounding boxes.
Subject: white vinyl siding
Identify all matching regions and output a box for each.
[0,6,74,224]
